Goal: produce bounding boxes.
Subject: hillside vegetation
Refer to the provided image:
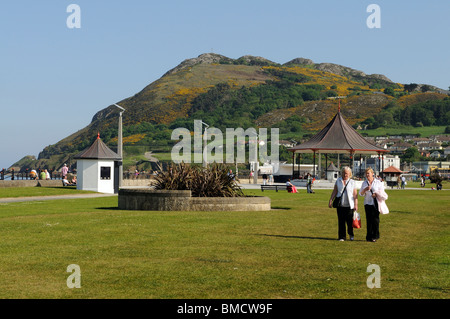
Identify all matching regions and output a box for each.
[11,53,450,171]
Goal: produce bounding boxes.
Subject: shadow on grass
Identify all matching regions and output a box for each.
[258,234,371,242]
[96,207,120,210]
[270,206,291,210]
[257,233,337,241]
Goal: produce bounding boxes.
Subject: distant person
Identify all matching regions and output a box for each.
[436,181,442,191]
[286,179,297,193]
[45,169,50,180]
[262,173,268,185]
[328,166,358,241]
[39,170,46,180]
[420,176,425,188]
[306,173,314,193]
[63,177,75,186]
[227,170,235,181]
[269,173,274,185]
[61,164,69,178]
[401,175,406,189]
[30,169,37,180]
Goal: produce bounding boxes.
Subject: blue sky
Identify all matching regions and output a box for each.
[1,0,449,169]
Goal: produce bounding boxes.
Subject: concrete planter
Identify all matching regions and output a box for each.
[118,189,271,211]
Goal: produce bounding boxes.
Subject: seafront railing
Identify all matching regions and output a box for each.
[0,168,63,181]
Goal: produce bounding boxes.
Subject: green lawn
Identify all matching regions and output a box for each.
[0,188,448,299]
[0,186,95,198]
[362,125,448,137]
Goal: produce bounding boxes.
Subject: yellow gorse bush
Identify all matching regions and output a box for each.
[262,66,374,96]
[110,133,146,145]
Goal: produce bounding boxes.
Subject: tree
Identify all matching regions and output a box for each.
[383,87,395,96]
[421,85,432,92]
[404,83,418,93]
[402,147,421,163]
[374,111,394,126]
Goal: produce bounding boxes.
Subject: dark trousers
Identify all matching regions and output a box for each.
[337,206,354,240]
[365,204,380,241]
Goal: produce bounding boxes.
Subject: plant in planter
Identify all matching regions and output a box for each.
[154,162,244,197]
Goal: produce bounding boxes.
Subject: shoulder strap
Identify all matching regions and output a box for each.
[340,179,350,196]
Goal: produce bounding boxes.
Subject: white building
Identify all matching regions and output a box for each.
[73,133,121,194]
[353,155,401,176]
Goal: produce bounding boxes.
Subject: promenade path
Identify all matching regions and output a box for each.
[0,192,116,204]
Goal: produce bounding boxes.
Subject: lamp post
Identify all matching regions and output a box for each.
[113,103,125,187]
[200,121,209,168]
[250,132,265,184]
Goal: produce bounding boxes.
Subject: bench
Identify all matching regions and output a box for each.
[261,185,292,192]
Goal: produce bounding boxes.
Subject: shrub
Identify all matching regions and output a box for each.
[154,163,244,197]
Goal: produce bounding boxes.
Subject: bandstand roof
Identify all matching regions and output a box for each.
[288,110,389,155]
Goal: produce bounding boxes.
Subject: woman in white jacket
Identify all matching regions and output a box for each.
[329,167,359,241]
[359,167,384,242]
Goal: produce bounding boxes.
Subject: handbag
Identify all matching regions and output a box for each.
[370,189,379,212]
[332,196,341,208]
[352,211,361,228]
[333,179,349,208]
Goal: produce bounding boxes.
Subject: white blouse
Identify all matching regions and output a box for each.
[335,177,356,209]
[359,179,384,206]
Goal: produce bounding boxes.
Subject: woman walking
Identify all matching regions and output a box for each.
[359,167,384,242]
[328,167,359,241]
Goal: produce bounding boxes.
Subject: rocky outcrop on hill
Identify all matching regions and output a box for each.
[163,53,231,76]
[284,57,393,84]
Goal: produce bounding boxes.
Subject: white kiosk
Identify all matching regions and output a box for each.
[73,133,122,194]
[326,162,340,182]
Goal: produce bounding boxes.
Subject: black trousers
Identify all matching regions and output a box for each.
[364,204,380,241]
[337,206,354,240]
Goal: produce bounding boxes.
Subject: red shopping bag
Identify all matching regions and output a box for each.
[352,211,361,229]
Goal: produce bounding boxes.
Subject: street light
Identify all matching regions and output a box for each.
[114,103,125,188]
[250,132,265,184]
[200,121,209,168]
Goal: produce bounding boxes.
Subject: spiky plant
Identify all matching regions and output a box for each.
[153,162,194,191]
[153,163,244,197]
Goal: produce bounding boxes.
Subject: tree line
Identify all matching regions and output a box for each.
[360,97,450,129]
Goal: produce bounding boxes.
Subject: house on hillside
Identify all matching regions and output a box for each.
[431,135,450,144]
[389,141,413,153]
[430,151,442,159]
[411,137,430,145]
[279,140,296,148]
[419,142,442,152]
[444,146,450,158]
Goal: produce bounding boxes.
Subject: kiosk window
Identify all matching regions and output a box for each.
[100,166,111,180]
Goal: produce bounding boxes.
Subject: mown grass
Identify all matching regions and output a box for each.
[0,188,448,299]
[362,125,447,137]
[0,187,95,198]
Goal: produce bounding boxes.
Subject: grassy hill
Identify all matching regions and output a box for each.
[10,53,450,171]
